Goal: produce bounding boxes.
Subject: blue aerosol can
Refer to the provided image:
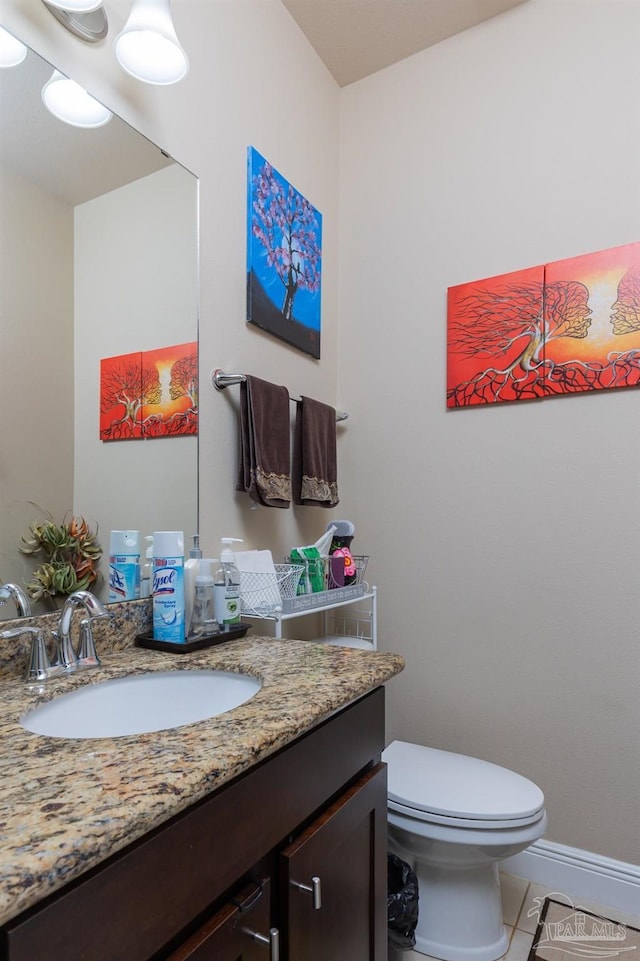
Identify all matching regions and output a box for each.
[109,530,141,602]
[152,531,185,642]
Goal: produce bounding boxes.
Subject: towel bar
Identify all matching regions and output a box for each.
[211,369,349,422]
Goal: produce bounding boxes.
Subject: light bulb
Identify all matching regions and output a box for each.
[42,70,112,128]
[0,26,27,67]
[115,0,188,85]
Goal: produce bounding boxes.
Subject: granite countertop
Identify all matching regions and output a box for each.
[0,634,404,927]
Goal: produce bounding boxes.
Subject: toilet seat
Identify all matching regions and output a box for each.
[382,740,545,827]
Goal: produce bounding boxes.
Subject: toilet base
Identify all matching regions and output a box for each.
[415,928,509,961]
[403,852,509,961]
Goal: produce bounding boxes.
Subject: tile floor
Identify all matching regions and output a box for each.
[397,872,640,961]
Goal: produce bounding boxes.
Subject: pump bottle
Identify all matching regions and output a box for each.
[214,537,243,630]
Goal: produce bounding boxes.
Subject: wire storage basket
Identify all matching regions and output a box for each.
[239,564,305,616]
[326,554,369,590]
[288,554,369,592]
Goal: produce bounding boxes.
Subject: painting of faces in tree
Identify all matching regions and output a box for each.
[247,146,322,359]
[447,242,640,407]
[100,342,198,440]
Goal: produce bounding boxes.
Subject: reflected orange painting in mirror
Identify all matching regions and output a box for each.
[100,341,198,440]
[447,242,640,407]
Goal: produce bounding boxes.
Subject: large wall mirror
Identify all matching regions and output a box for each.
[0,35,199,616]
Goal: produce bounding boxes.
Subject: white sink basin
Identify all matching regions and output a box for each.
[21,670,261,739]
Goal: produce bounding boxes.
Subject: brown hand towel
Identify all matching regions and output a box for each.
[293,396,339,507]
[236,375,291,508]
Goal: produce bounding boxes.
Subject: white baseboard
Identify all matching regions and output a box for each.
[502,840,640,916]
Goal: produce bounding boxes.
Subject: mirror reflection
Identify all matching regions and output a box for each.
[0,37,199,616]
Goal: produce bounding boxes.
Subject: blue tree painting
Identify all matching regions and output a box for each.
[247,146,322,359]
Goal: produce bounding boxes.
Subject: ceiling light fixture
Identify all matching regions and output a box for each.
[43,0,103,11]
[42,69,112,127]
[0,26,28,67]
[115,0,188,85]
[40,0,108,43]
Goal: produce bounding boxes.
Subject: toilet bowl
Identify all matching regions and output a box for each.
[382,740,547,961]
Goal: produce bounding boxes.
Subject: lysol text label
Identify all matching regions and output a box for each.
[153,569,177,594]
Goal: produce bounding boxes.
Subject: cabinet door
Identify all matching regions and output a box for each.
[281,763,387,961]
[167,877,276,961]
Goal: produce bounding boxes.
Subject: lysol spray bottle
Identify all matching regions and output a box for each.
[152,531,185,642]
[109,531,141,602]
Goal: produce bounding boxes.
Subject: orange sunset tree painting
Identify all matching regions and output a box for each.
[100,342,198,440]
[447,242,640,407]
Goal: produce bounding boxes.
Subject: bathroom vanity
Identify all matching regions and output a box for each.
[0,633,403,961]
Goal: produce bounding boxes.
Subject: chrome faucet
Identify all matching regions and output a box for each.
[58,590,111,670]
[0,625,63,682]
[0,583,32,618]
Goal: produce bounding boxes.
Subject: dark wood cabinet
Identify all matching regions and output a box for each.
[167,878,275,961]
[169,763,387,961]
[1,687,387,961]
[282,764,387,961]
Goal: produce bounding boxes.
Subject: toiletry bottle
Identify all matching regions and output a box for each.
[184,534,202,638]
[141,536,153,598]
[191,559,218,636]
[329,520,357,584]
[152,531,185,643]
[109,530,141,602]
[214,537,243,630]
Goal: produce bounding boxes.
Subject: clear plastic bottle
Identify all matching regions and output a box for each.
[214,537,243,630]
[141,535,153,598]
[184,534,202,638]
[191,559,218,636]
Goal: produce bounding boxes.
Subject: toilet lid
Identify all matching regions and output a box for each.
[382,740,545,822]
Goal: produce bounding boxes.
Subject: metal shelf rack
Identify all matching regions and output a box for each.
[244,585,377,649]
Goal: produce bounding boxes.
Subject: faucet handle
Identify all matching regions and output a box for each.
[0,626,62,682]
[76,611,111,668]
[77,618,100,668]
[26,629,60,682]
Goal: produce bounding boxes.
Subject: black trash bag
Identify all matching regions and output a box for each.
[387,853,419,951]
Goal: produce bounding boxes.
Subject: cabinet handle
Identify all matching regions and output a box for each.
[292,875,322,910]
[249,926,280,961]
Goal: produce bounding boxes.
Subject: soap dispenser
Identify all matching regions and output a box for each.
[214,538,243,630]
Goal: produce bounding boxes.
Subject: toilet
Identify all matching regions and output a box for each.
[382,740,547,961]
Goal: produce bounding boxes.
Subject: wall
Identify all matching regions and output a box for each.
[0,164,74,607]
[74,164,198,595]
[2,0,636,867]
[339,0,640,864]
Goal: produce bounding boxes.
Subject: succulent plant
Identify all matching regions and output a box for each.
[19,509,102,603]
